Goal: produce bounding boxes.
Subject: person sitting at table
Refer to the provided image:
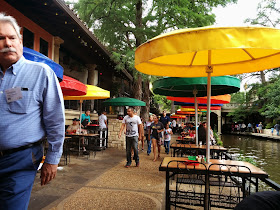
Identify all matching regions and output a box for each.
[66,118,88,155]
[66,118,80,134]
[81,110,91,128]
[198,122,206,145]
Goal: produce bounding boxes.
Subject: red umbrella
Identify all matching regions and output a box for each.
[60,75,87,96]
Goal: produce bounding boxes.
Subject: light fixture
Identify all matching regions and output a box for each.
[65,21,67,24]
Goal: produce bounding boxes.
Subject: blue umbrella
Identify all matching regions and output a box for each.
[23,47,63,81]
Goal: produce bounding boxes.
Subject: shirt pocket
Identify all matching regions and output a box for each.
[8,91,34,114]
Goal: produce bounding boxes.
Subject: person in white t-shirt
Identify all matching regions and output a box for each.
[99,111,107,129]
[164,123,173,154]
[119,107,143,168]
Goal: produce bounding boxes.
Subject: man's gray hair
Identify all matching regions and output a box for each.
[0,13,22,39]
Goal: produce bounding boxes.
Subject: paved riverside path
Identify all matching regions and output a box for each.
[230,131,280,141]
[29,136,180,210]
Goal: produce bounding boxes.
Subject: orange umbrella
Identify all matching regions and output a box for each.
[167,94,231,104]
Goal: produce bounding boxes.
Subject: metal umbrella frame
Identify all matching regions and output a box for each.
[153,76,239,146]
[135,26,280,163]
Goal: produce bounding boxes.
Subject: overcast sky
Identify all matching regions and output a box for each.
[212,0,263,27]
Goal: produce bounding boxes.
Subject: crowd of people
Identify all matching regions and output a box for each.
[231,122,280,136]
[118,107,217,168]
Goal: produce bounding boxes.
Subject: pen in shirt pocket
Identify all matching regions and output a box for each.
[21,87,29,91]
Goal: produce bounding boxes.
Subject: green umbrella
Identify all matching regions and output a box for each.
[103,97,146,106]
[153,76,240,145]
[153,76,240,97]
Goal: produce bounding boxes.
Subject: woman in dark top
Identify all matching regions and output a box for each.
[198,123,207,145]
[149,115,164,162]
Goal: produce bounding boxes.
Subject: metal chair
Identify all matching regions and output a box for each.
[166,160,208,210]
[208,163,252,209]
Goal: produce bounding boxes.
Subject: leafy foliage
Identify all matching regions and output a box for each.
[70,0,237,115]
[228,76,280,123]
[245,0,280,27]
[237,154,257,166]
[153,94,171,111]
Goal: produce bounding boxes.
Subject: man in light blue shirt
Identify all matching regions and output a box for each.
[0,13,65,209]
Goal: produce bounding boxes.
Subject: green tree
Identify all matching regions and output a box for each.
[243,0,280,84]
[258,78,280,118]
[72,0,237,119]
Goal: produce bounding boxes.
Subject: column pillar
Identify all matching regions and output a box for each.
[86,64,97,85]
[52,36,64,63]
[217,109,222,135]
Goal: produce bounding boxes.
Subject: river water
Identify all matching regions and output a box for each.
[221,134,280,189]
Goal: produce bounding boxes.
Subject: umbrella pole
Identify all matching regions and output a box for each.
[206,68,212,163]
[79,100,82,134]
[193,89,198,145]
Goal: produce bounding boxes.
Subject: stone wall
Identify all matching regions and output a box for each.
[108,119,126,149]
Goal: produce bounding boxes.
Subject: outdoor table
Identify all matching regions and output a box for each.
[176,137,194,144]
[159,157,268,210]
[65,133,99,156]
[170,143,227,159]
[87,124,100,134]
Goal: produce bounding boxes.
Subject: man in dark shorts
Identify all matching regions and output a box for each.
[149,115,164,162]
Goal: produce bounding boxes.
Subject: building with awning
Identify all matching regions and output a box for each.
[1,0,133,114]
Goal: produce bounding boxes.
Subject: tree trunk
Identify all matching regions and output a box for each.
[141,79,150,120]
[134,0,143,116]
[135,0,143,47]
[133,74,143,115]
[260,71,266,84]
[171,101,175,114]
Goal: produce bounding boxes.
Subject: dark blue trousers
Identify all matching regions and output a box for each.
[0,144,43,210]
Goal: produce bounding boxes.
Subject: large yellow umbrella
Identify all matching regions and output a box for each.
[135,26,280,163]
[64,85,110,132]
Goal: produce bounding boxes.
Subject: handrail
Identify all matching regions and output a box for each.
[261,178,280,191]
[223,151,280,191]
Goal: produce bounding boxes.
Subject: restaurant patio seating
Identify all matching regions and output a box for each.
[179,146,196,157]
[208,163,252,209]
[166,160,208,209]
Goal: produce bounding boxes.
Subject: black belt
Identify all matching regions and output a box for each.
[0,139,44,157]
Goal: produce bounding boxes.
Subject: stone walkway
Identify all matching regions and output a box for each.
[29,137,178,210]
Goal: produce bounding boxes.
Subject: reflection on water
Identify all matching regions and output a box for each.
[221,135,280,190]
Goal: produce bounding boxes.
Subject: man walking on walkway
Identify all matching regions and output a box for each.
[274,123,280,136]
[119,107,143,167]
[0,13,65,209]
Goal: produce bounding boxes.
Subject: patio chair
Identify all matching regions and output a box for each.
[166,160,208,209]
[208,163,252,209]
